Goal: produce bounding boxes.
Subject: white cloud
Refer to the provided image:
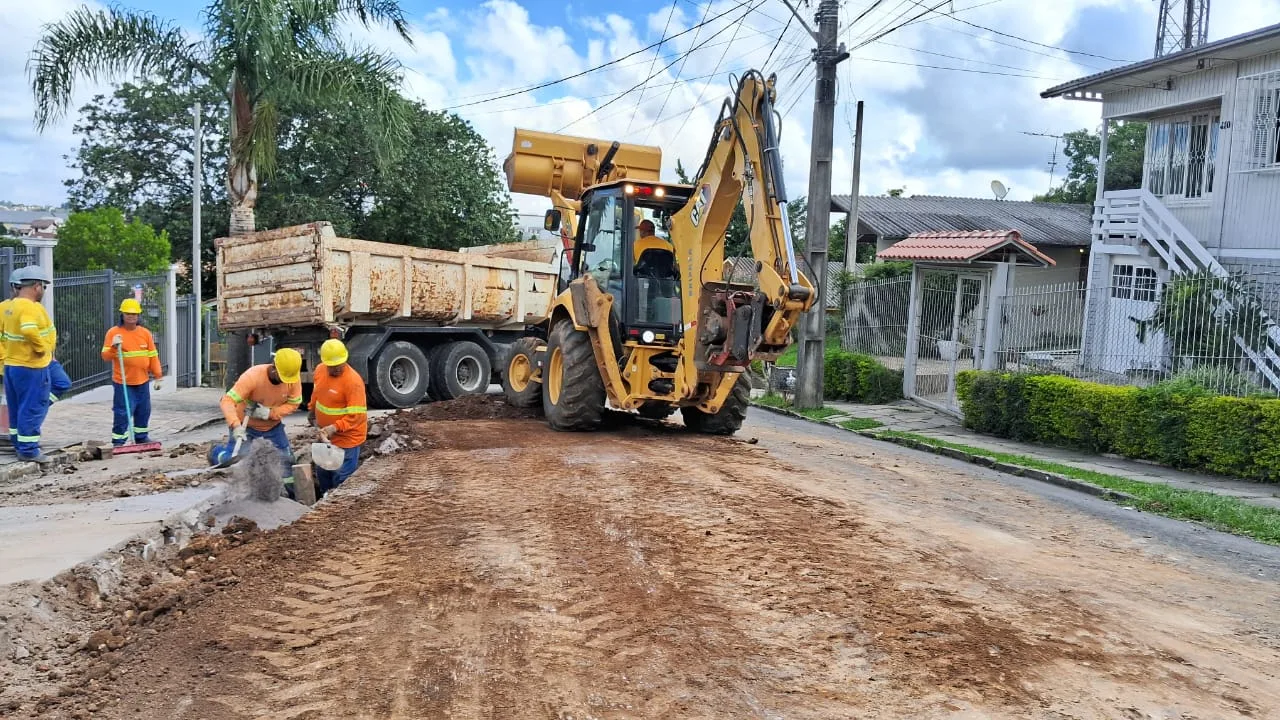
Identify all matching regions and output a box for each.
[0,0,111,205]
[7,0,1280,223]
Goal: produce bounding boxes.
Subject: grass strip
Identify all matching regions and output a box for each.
[880,431,1280,545]
[839,417,884,431]
[796,407,841,420]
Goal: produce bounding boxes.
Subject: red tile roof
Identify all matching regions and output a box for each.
[876,230,1055,266]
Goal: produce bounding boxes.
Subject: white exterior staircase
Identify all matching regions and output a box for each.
[1094,189,1280,390]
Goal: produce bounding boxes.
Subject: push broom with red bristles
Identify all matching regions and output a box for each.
[112,345,162,455]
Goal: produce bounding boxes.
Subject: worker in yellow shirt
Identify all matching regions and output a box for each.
[0,270,70,450]
[2,266,56,462]
[633,219,673,262]
[219,348,303,496]
[101,299,163,446]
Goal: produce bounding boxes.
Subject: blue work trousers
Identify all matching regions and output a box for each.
[112,382,152,445]
[315,445,361,495]
[49,360,70,401]
[4,365,51,459]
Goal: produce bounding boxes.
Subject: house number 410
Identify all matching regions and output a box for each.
[1220,120,1233,129]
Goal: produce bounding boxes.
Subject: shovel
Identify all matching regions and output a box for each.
[111,344,163,456]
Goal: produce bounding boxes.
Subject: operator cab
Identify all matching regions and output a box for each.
[557,180,692,346]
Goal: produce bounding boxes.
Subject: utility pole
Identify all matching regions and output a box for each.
[792,0,848,410]
[843,100,864,274]
[192,103,203,388]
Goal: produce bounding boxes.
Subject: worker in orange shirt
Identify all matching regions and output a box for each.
[308,339,366,494]
[101,299,163,446]
[219,348,303,496]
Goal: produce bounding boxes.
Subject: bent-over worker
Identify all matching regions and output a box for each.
[101,298,163,446]
[2,266,56,462]
[308,339,367,495]
[220,348,303,495]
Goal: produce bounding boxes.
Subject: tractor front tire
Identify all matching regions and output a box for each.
[502,337,543,409]
[542,321,605,431]
[681,374,751,435]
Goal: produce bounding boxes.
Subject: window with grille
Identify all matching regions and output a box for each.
[1143,112,1219,198]
[1237,71,1280,172]
[1110,264,1158,301]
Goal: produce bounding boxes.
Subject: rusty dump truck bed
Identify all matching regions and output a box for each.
[216,222,559,332]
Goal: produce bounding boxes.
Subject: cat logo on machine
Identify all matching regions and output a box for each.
[690,184,711,227]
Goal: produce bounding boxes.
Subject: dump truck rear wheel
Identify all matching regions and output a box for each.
[431,341,492,400]
[637,402,675,420]
[542,321,604,431]
[681,374,750,435]
[502,337,543,409]
[369,340,431,409]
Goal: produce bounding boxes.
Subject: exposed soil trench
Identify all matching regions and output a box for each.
[20,410,1280,719]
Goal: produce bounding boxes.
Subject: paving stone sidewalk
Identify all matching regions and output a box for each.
[0,386,228,467]
[818,400,1280,511]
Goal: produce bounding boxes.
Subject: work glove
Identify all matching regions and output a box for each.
[250,404,272,421]
[112,334,123,347]
[320,424,338,440]
[232,425,248,442]
[152,378,163,391]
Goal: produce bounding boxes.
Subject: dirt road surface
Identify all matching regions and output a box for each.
[27,409,1280,719]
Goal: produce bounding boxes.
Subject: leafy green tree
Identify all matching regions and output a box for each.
[357,106,517,249]
[1035,121,1146,203]
[64,81,229,295]
[886,187,905,197]
[30,0,414,236]
[55,207,170,273]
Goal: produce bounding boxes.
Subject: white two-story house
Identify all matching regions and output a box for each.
[1042,22,1280,389]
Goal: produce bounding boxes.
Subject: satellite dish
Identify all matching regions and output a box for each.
[991,180,1009,200]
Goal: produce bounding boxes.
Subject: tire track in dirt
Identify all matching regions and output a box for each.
[30,417,1279,719]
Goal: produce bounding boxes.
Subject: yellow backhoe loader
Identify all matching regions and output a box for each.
[500,69,815,434]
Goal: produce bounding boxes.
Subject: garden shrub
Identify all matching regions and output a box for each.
[956,370,1280,481]
[822,347,903,403]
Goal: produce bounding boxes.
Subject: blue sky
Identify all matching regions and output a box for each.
[3,0,1279,216]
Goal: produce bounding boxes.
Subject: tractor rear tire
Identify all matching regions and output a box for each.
[542,321,605,431]
[502,337,543,409]
[681,374,751,435]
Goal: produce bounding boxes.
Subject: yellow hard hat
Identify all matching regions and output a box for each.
[319,338,349,366]
[119,298,143,314]
[273,348,303,383]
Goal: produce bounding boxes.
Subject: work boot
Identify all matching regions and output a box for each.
[21,452,53,465]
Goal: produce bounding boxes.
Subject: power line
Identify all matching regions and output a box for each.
[904,0,1133,63]
[626,0,680,135]
[641,0,717,143]
[439,0,759,111]
[850,0,961,51]
[665,0,753,143]
[558,1,766,133]
[873,38,1057,75]
[762,10,795,72]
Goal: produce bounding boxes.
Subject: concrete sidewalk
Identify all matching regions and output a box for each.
[818,400,1280,511]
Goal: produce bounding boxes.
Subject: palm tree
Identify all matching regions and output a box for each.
[29,0,413,235]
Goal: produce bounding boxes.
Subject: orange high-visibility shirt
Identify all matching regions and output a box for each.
[219,364,302,431]
[101,325,162,385]
[308,365,367,449]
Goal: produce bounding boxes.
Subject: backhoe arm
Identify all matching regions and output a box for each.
[669,70,815,372]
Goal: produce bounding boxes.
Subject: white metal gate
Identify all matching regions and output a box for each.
[1099,258,1164,376]
[910,268,987,413]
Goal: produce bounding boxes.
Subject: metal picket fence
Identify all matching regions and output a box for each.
[53,270,170,392]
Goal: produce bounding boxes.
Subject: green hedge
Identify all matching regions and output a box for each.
[956,370,1280,481]
[824,349,903,403]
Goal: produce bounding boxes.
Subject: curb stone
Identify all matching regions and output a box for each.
[0,451,74,484]
[750,400,1139,504]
